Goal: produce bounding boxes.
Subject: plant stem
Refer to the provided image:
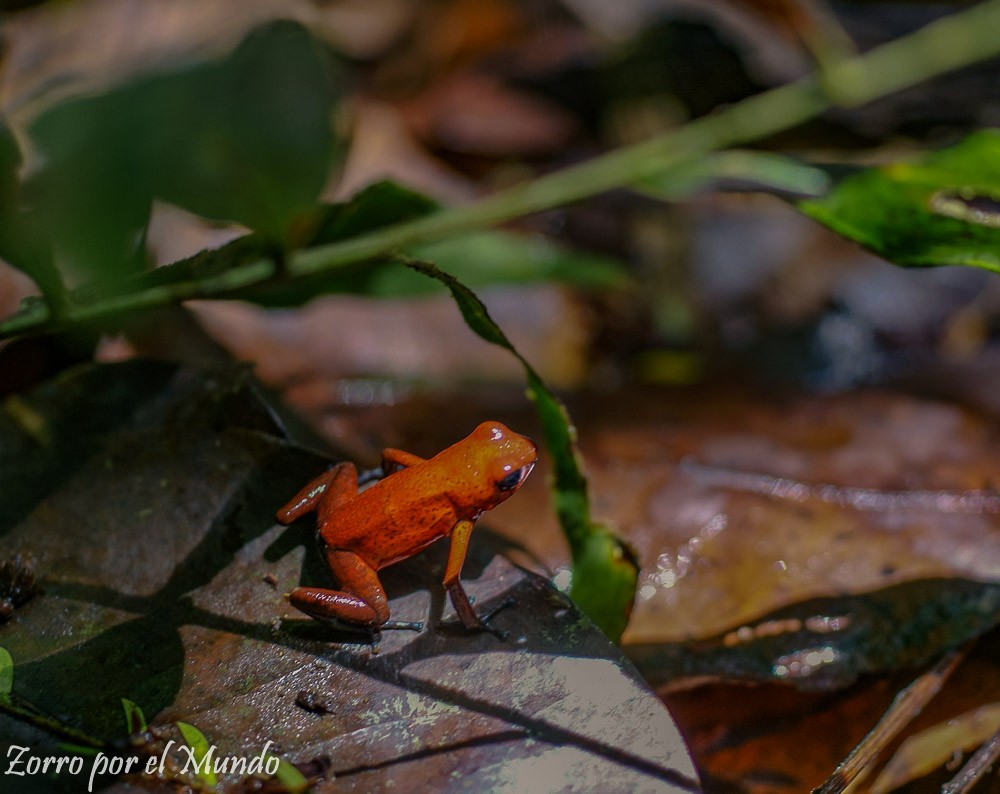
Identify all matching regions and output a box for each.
[0,697,107,749]
[3,0,1000,340]
[267,0,1000,271]
[291,80,824,276]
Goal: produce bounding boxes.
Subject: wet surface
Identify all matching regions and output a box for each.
[0,361,696,792]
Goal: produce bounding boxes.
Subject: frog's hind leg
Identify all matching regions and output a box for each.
[288,551,422,653]
[289,548,389,628]
[276,462,356,525]
[288,549,423,635]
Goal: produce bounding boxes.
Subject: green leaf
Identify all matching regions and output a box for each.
[77,180,437,308]
[270,757,311,793]
[798,130,1000,271]
[0,121,66,312]
[27,20,341,283]
[57,743,102,757]
[401,257,638,641]
[176,721,218,789]
[566,524,641,642]
[311,180,440,244]
[636,150,831,200]
[77,180,627,310]
[315,183,625,296]
[0,646,12,697]
[0,121,20,200]
[392,230,627,293]
[121,698,147,734]
[243,183,627,302]
[244,180,441,305]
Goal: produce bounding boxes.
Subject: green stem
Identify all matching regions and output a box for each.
[3,0,1000,341]
[0,696,107,749]
[291,81,823,275]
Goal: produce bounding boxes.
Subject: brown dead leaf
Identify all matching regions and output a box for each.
[1,0,320,120]
[331,101,478,204]
[310,386,1000,647]
[188,284,591,393]
[309,384,1000,791]
[870,703,1000,793]
[664,631,1000,793]
[0,361,697,792]
[400,72,579,157]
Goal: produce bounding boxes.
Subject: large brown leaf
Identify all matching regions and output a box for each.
[0,361,697,792]
[304,387,1000,647]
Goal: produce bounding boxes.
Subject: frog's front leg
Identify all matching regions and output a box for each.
[442,519,510,640]
[277,461,355,525]
[381,448,426,475]
[357,448,427,485]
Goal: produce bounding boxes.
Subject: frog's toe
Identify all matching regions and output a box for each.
[381,620,424,632]
[438,596,514,640]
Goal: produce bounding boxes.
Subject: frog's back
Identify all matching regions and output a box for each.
[326,462,460,569]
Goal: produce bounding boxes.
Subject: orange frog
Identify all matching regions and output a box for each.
[277,421,537,640]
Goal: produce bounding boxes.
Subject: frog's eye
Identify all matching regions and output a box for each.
[497,466,529,492]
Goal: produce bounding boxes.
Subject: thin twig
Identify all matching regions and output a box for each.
[942,727,1000,794]
[3,0,1000,341]
[812,646,969,794]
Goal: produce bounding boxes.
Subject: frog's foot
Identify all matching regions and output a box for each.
[439,596,515,641]
[477,596,515,640]
[365,620,424,654]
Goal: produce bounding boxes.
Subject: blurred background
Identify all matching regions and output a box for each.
[4,0,1000,413]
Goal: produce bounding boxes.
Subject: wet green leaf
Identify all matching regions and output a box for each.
[121,698,147,734]
[56,743,101,757]
[0,122,65,311]
[27,20,341,283]
[798,130,1000,271]
[402,257,638,641]
[636,150,830,200]
[0,122,20,201]
[271,757,311,793]
[0,361,695,792]
[0,646,12,697]
[395,230,627,293]
[628,578,1000,692]
[176,721,219,789]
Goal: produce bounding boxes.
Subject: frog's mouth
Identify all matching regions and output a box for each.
[498,462,535,492]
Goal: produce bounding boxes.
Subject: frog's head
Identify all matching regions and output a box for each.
[474,421,537,498]
[442,421,537,516]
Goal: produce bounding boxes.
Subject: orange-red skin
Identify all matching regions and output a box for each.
[276,421,537,630]
[326,422,536,569]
